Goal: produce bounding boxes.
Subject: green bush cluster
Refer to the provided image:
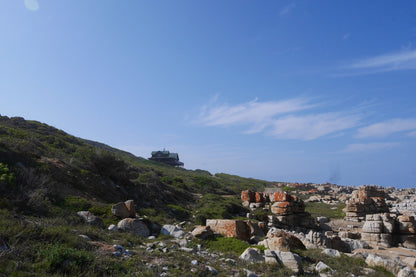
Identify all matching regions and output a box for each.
[0,163,16,188]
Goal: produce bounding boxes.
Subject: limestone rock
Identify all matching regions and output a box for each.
[239,248,265,263]
[275,251,303,274]
[362,221,384,233]
[403,257,416,268]
[365,253,407,276]
[397,267,416,277]
[117,218,150,237]
[322,248,341,257]
[315,261,332,273]
[160,224,186,238]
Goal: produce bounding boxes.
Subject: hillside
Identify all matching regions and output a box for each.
[0,115,272,222]
[0,115,401,276]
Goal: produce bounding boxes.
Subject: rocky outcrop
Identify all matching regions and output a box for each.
[361,214,394,247]
[360,213,416,249]
[241,190,316,230]
[206,219,265,242]
[344,186,389,222]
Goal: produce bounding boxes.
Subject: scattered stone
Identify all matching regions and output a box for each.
[108,224,118,232]
[244,269,259,277]
[317,216,330,224]
[191,260,198,265]
[78,234,91,240]
[205,265,218,275]
[239,248,265,263]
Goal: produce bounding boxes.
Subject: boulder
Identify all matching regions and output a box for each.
[259,228,305,251]
[206,219,250,241]
[77,211,104,227]
[317,216,330,224]
[117,218,150,237]
[191,226,214,240]
[160,225,186,239]
[239,248,265,263]
[275,251,303,274]
[365,253,407,276]
[342,239,370,251]
[315,261,332,273]
[111,202,130,219]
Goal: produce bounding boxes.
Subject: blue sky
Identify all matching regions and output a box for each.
[1,1,416,187]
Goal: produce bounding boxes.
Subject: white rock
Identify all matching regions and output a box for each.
[275,251,303,274]
[108,224,118,232]
[398,266,416,277]
[322,248,341,257]
[239,248,265,263]
[315,261,332,272]
[161,224,186,238]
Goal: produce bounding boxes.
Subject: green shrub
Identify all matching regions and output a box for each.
[36,244,93,274]
[167,204,190,220]
[201,236,251,255]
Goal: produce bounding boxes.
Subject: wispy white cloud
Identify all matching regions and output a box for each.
[279,3,295,16]
[270,113,360,140]
[348,49,416,72]
[197,98,361,140]
[356,118,416,138]
[24,0,39,11]
[198,98,313,129]
[341,142,399,153]
[342,33,350,40]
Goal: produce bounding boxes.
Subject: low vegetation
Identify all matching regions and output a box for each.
[304,202,346,219]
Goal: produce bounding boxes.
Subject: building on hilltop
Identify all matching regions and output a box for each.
[148,150,184,167]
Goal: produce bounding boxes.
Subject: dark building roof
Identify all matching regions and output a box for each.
[149,150,184,167]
